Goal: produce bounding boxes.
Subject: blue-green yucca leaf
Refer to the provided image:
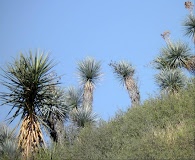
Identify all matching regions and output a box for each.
[155,68,187,94]
[159,41,192,69]
[0,124,19,159]
[39,86,69,122]
[183,14,195,43]
[65,86,83,110]
[109,60,135,85]
[77,57,102,86]
[70,106,97,127]
[0,50,60,123]
[153,54,171,70]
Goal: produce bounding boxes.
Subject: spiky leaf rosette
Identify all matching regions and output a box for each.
[0,124,19,159]
[0,50,60,157]
[155,68,187,94]
[156,42,192,69]
[0,51,59,122]
[153,54,171,70]
[41,86,69,121]
[183,14,195,43]
[65,86,83,110]
[77,57,102,85]
[109,60,135,85]
[109,60,140,107]
[77,57,102,109]
[40,86,69,143]
[70,106,97,128]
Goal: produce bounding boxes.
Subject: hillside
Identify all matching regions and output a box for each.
[35,79,195,160]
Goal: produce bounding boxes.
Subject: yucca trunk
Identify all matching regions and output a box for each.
[125,76,140,108]
[83,81,94,110]
[186,56,195,75]
[18,115,45,159]
[55,119,65,144]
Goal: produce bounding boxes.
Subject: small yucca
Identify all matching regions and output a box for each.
[155,68,187,94]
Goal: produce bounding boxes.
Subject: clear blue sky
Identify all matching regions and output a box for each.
[0,0,192,127]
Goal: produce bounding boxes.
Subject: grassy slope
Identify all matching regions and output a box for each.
[35,81,195,160]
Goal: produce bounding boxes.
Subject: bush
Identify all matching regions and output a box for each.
[34,81,195,159]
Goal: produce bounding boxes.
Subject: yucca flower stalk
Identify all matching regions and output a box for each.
[0,51,62,159]
[109,60,140,108]
[77,57,102,110]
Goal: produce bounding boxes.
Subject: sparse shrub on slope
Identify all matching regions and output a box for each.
[69,81,195,160]
[34,80,195,160]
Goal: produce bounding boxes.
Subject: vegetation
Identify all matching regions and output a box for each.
[42,86,69,144]
[0,51,66,159]
[155,68,187,94]
[33,80,195,160]
[77,57,102,110]
[0,1,194,160]
[109,60,140,107]
[0,124,20,160]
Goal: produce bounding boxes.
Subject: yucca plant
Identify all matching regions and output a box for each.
[0,51,62,159]
[70,106,97,128]
[109,60,140,108]
[65,86,83,110]
[41,86,69,144]
[184,1,195,43]
[154,41,192,70]
[183,2,195,75]
[65,86,97,128]
[0,124,20,159]
[77,57,102,110]
[155,68,187,94]
[183,14,195,44]
[153,54,170,70]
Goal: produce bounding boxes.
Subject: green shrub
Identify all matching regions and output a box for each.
[34,81,195,160]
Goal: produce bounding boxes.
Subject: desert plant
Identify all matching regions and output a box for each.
[155,68,187,94]
[109,60,140,107]
[0,124,20,159]
[0,51,63,159]
[77,57,102,110]
[154,41,192,70]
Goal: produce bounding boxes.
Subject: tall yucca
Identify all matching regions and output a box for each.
[183,0,195,44]
[155,68,187,94]
[109,61,140,108]
[183,4,195,75]
[0,51,60,159]
[77,57,102,110]
[183,14,195,43]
